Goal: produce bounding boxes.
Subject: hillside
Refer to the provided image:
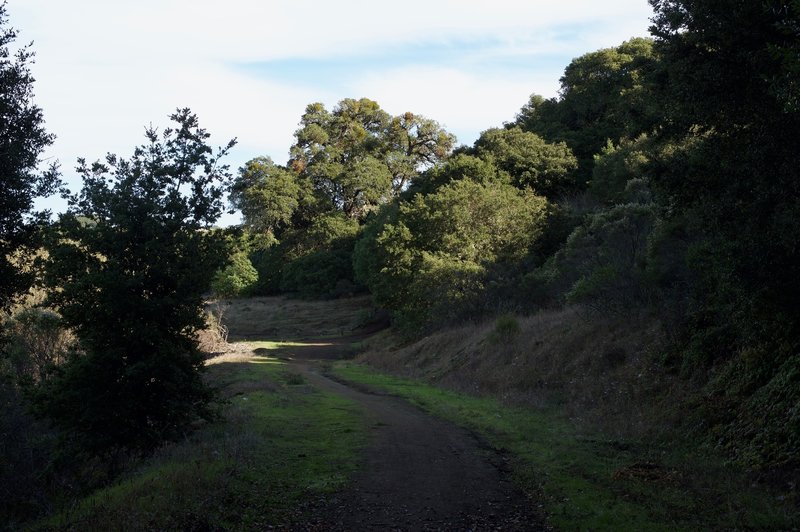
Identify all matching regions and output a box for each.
[20,296,794,530]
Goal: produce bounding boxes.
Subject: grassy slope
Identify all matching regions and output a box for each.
[34,351,366,531]
[218,295,374,341]
[339,305,798,529]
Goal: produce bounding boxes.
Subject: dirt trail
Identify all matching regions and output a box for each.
[278,347,544,530]
[297,362,543,530]
[223,295,543,530]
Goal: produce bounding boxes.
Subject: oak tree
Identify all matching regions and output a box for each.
[38,109,235,456]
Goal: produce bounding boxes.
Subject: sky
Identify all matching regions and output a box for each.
[9,0,655,226]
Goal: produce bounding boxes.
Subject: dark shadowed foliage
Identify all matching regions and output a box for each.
[37,109,235,458]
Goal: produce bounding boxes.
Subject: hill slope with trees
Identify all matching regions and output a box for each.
[2,0,799,527]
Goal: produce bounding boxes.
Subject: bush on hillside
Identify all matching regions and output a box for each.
[557,203,656,313]
[211,252,258,299]
[360,179,550,331]
[2,307,72,385]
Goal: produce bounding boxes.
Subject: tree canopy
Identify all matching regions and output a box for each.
[289,98,455,219]
[514,38,659,182]
[355,179,550,330]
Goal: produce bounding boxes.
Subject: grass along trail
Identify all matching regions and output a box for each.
[38,296,794,529]
[229,296,796,530]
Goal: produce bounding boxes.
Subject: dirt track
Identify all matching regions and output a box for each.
[274,337,545,531]
[220,294,545,530]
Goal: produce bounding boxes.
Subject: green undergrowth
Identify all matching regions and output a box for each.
[332,362,796,530]
[33,354,366,531]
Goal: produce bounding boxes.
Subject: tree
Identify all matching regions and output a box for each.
[0,2,59,315]
[473,127,578,197]
[514,38,659,182]
[290,98,454,219]
[649,0,800,336]
[211,251,258,299]
[588,135,652,205]
[648,0,800,468]
[229,156,312,238]
[410,152,509,196]
[385,111,456,192]
[38,109,235,456]
[290,99,392,218]
[278,211,361,297]
[357,179,550,330]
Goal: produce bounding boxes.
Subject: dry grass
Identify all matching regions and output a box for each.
[214,295,375,341]
[357,306,684,439]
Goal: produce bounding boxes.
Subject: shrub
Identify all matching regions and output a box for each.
[557,203,656,313]
[37,110,231,457]
[2,307,72,384]
[211,252,258,299]
[362,179,550,331]
[492,314,521,341]
[279,212,361,298]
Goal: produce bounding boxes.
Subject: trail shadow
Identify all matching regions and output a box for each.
[231,321,390,361]
[242,334,369,361]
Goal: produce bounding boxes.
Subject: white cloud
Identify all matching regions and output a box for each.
[10,0,653,223]
[13,1,653,62]
[350,66,559,147]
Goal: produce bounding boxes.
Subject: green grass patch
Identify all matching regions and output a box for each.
[332,362,796,530]
[34,355,366,531]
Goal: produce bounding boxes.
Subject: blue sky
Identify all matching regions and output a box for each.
[10,0,654,225]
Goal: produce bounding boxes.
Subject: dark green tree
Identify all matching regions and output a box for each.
[515,38,659,182]
[38,109,235,456]
[649,0,800,339]
[385,111,456,192]
[278,211,361,297]
[229,156,313,238]
[357,179,550,330]
[474,127,578,196]
[406,152,510,197]
[588,135,652,205]
[648,0,800,468]
[290,99,393,218]
[290,98,454,219]
[0,2,59,315]
[211,251,258,299]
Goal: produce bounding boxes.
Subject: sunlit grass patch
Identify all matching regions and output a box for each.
[247,340,334,351]
[34,355,367,531]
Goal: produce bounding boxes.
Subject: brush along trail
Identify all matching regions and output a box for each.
[224,297,544,530]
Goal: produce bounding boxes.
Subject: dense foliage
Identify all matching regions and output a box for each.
[0,7,63,524]
[646,0,800,467]
[356,179,550,330]
[514,37,659,183]
[38,110,235,456]
[234,99,456,299]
